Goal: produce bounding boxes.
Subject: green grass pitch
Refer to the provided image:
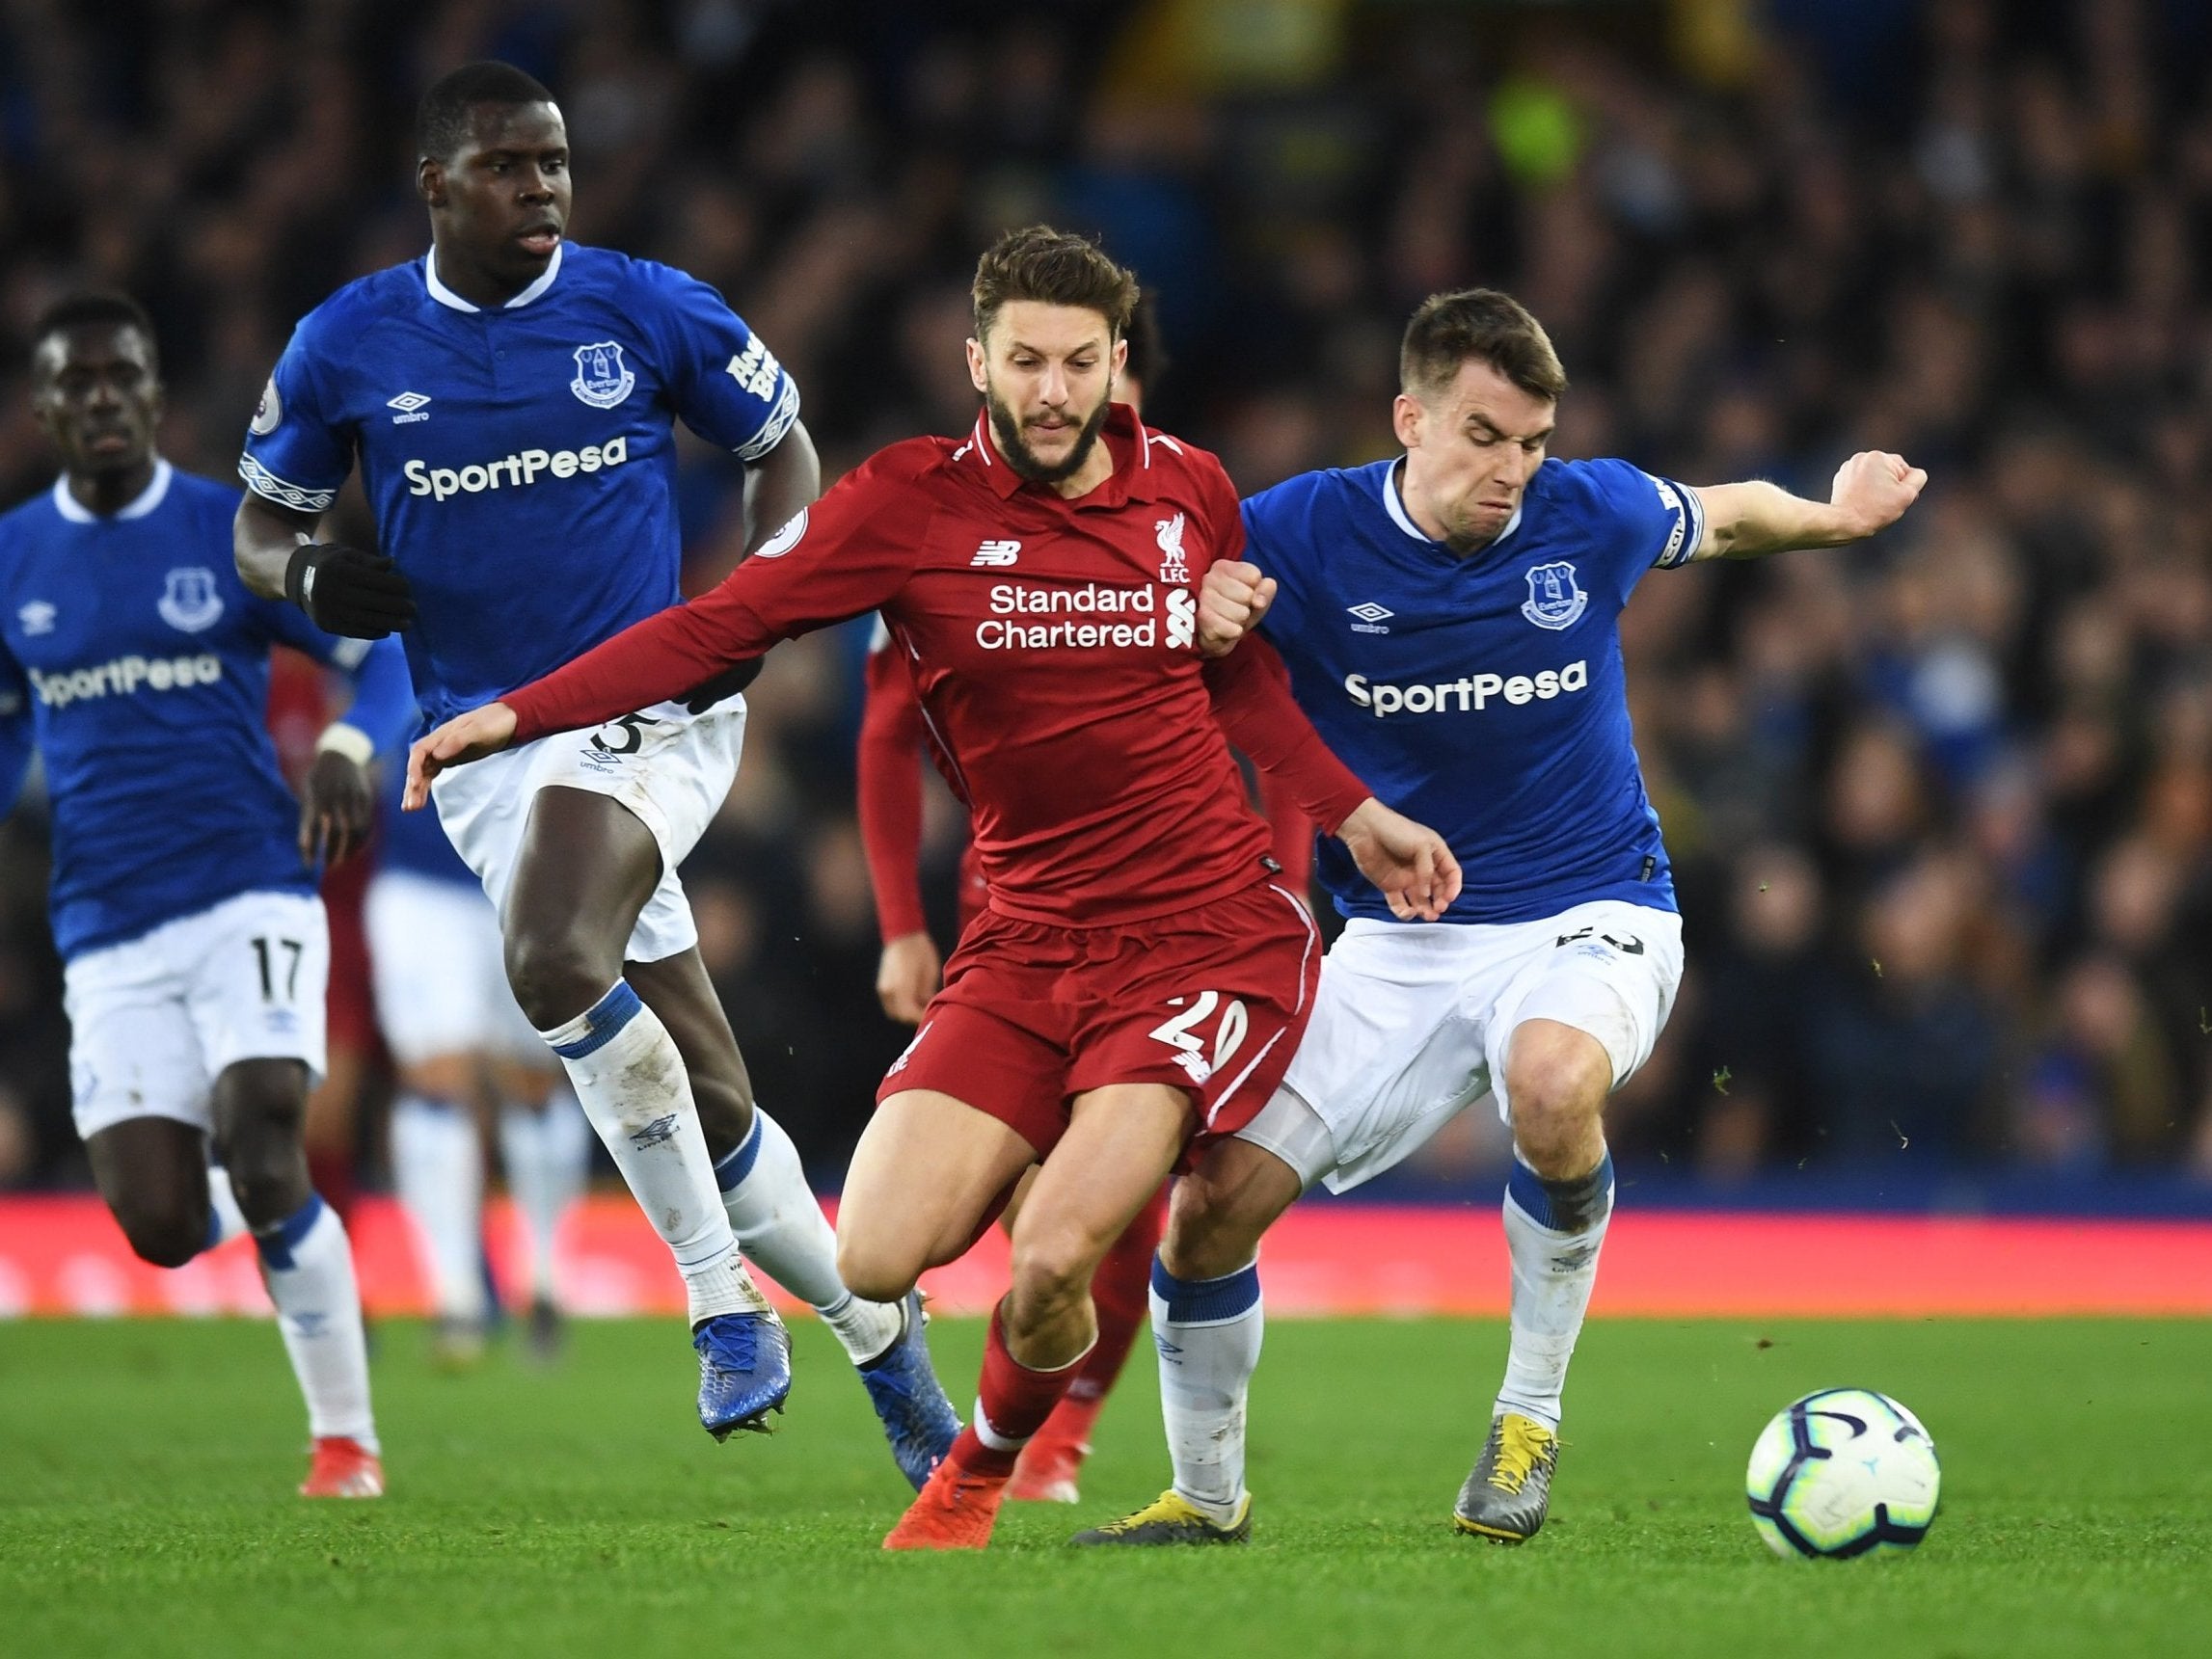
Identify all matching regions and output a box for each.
[2,1315,2206,1657]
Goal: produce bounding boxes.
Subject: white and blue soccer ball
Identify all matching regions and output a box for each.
[1745,1388,1940,1559]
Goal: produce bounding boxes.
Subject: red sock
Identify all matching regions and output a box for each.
[954,1300,1086,1478]
[1070,1183,1167,1405]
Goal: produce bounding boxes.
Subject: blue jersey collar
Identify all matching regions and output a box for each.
[424,242,565,313]
[1383,458,1524,550]
[51,457,173,524]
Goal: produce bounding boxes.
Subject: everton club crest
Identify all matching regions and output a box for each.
[1520,561,1586,631]
[570,341,635,409]
[158,567,225,633]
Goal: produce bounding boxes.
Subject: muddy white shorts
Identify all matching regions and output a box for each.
[428,697,746,965]
[1235,899,1683,1193]
[364,870,549,1065]
[65,888,330,1141]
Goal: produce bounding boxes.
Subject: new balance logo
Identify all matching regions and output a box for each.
[386,391,432,425]
[972,539,1021,567]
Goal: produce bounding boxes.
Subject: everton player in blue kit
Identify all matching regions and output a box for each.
[1083,289,1926,1546]
[367,760,587,1365]
[230,62,957,1474]
[0,294,416,1498]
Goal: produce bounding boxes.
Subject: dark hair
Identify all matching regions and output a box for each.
[1400,288,1567,403]
[971,226,1139,342]
[30,291,158,366]
[417,61,557,162]
[1122,290,1168,390]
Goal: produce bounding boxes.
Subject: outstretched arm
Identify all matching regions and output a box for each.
[1688,450,1927,563]
[406,447,931,805]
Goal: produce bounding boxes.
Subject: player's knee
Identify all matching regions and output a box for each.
[1160,1142,1288,1280]
[835,1233,920,1305]
[214,1070,310,1223]
[1161,1191,1264,1283]
[502,923,617,1030]
[1505,1027,1611,1168]
[1008,1224,1099,1312]
[111,1191,208,1269]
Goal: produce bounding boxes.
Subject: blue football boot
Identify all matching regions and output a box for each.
[856,1291,961,1488]
[694,1307,793,1440]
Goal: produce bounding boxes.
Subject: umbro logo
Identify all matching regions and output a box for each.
[1555,925,1644,955]
[1348,601,1393,634]
[972,539,1021,567]
[18,601,55,635]
[387,390,432,425]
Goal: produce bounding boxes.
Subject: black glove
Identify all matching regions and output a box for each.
[681,657,765,713]
[284,542,416,638]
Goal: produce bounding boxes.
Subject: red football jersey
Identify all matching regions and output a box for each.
[504,406,1371,926]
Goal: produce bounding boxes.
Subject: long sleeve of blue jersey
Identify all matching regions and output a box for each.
[260,596,418,754]
[325,634,418,754]
[631,261,801,461]
[0,641,33,814]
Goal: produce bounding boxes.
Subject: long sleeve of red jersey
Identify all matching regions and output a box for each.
[505,446,933,746]
[1203,632,1372,835]
[856,635,931,942]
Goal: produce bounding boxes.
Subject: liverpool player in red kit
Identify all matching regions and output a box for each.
[409,227,1458,1549]
[855,294,1310,1506]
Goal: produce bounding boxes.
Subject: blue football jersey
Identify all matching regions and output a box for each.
[374,749,475,886]
[1243,456,1703,925]
[0,463,413,959]
[239,243,801,725]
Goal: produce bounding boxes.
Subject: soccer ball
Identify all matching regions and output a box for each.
[1745,1388,1940,1559]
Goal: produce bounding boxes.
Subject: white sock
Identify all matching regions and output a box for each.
[1152,1256,1263,1526]
[499,1087,590,1302]
[1496,1150,1614,1431]
[255,1194,378,1452]
[714,1108,902,1364]
[390,1093,488,1323]
[541,980,765,1327]
[204,1167,249,1250]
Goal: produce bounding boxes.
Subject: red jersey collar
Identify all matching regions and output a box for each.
[963,403,1163,506]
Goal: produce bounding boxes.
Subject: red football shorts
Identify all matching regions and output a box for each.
[877,879,1323,1161]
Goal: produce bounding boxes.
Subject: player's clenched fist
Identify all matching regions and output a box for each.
[1198,559,1278,657]
[876,931,943,1026]
[403,701,519,809]
[1335,796,1463,922]
[1829,450,1928,541]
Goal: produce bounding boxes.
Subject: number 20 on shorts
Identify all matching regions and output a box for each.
[1149,991,1248,1083]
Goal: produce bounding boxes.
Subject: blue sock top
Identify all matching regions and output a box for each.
[253,1191,326,1271]
[1506,1151,1615,1233]
[713,1110,768,1194]
[549,980,644,1060]
[1150,1255,1262,1324]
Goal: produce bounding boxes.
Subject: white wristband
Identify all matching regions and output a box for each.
[313,722,375,767]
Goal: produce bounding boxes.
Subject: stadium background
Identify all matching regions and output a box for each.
[3,0,2212,1252]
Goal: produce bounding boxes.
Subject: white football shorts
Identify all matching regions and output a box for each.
[429,695,746,965]
[65,888,330,1141]
[1236,899,1684,1192]
[364,870,549,1066]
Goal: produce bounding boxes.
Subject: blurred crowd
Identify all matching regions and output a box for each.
[3,0,2212,1190]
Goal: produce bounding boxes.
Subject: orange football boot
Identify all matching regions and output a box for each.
[882,1458,1010,1550]
[299,1436,384,1498]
